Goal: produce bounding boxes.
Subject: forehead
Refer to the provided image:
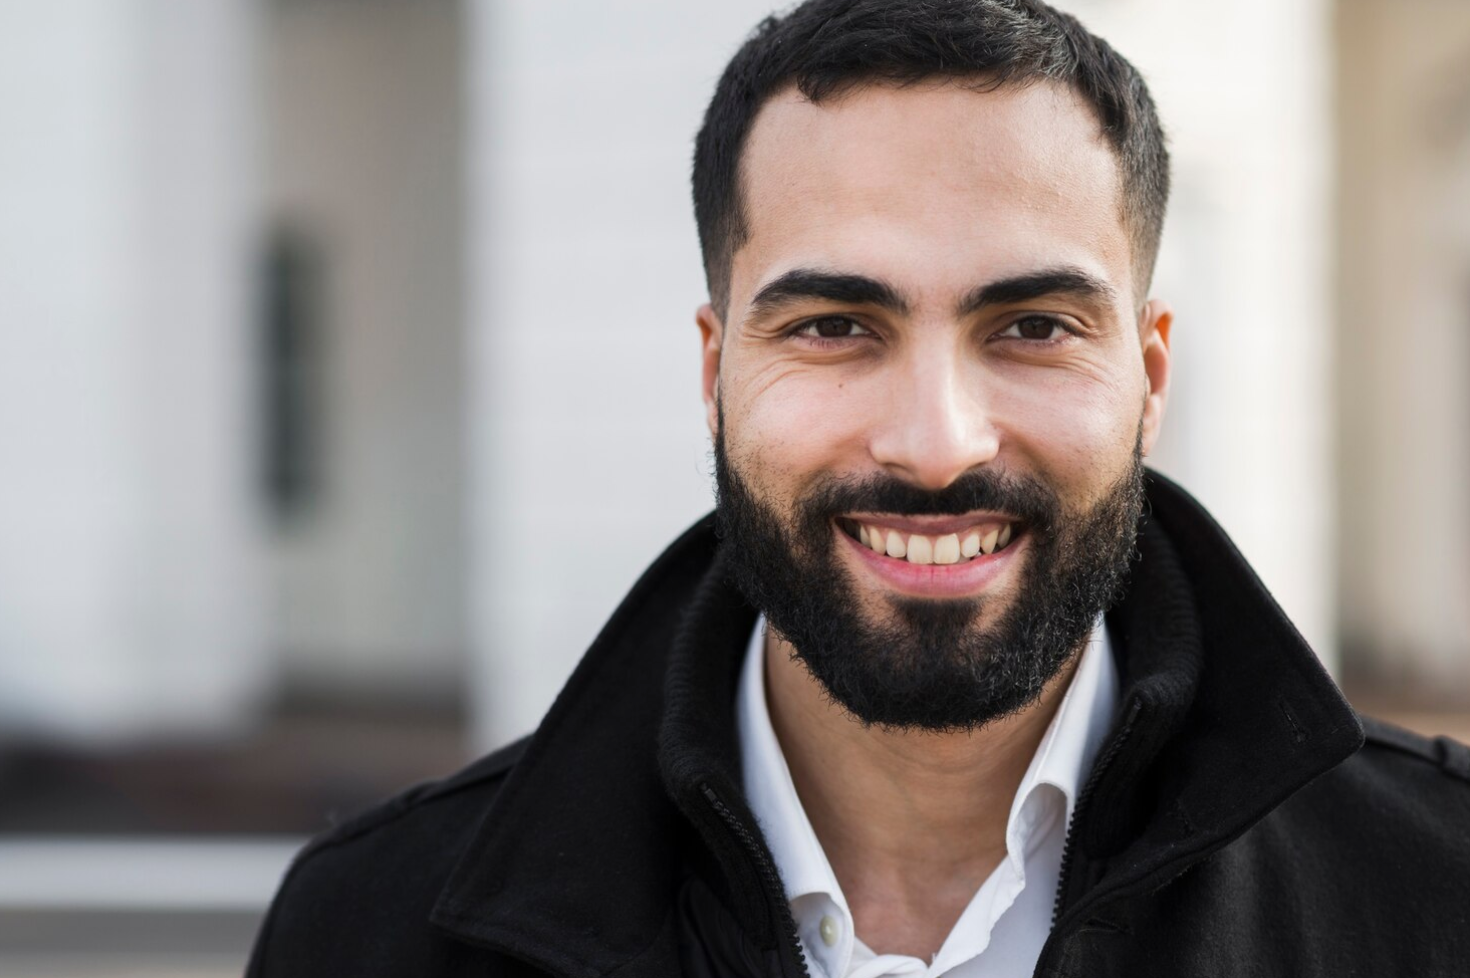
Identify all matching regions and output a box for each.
[732,79,1132,310]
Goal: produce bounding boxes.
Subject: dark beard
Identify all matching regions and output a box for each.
[713,417,1145,732]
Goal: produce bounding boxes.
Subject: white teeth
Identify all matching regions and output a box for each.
[858,521,1015,563]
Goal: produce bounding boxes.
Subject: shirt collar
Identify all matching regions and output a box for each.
[737,616,844,909]
[1004,615,1120,868]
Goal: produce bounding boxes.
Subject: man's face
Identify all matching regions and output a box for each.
[700,80,1171,730]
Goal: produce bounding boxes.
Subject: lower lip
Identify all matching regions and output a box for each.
[838,525,1025,599]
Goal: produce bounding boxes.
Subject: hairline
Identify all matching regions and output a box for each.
[715,73,1155,323]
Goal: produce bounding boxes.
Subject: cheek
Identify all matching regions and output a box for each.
[723,365,874,488]
[994,367,1142,487]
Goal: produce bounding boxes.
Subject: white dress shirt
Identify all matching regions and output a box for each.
[736,614,1118,978]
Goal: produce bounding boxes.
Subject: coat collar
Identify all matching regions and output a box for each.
[430,470,1363,975]
[1052,470,1364,931]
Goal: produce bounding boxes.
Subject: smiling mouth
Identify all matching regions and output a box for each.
[838,517,1024,566]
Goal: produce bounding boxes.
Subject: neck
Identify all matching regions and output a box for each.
[764,627,1081,959]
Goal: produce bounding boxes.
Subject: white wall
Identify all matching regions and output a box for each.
[0,0,265,740]
[465,0,1341,748]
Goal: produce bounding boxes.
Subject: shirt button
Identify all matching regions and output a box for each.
[819,914,839,947]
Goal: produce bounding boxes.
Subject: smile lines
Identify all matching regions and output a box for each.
[845,519,1017,565]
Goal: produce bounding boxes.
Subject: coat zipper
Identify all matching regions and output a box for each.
[1050,698,1142,927]
[702,783,812,978]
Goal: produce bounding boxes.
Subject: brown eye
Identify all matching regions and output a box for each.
[797,316,870,339]
[1000,316,1066,341]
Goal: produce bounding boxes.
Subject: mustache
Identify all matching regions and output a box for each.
[795,468,1061,529]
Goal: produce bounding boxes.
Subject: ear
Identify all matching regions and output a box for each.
[697,303,724,439]
[1139,299,1173,456]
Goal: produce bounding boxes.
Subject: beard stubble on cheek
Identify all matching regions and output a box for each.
[712,412,1146,733]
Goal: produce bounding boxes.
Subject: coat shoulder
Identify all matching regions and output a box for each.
[246,735,541,978]
[1357,714,1470,785]
[1128,716,1470,974]
[299,733,530,860]
[1307,714,1470,833]
[1268,713,1470,883]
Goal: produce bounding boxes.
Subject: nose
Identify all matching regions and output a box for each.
[867,346,1000,490]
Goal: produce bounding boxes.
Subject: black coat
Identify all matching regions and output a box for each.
[248,471,1470,977]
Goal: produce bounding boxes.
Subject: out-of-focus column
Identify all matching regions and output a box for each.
[0,0,266,741]
[465,1,781,749]
[1336,0,1470,699]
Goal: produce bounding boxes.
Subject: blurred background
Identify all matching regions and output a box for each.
[1,0,1467,973]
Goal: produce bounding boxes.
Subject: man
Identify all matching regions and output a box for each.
[249,1,1470,975]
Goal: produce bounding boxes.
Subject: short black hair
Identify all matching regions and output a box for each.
[692,0,1170,317]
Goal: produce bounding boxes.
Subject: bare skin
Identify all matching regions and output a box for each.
[698,79,1172,959]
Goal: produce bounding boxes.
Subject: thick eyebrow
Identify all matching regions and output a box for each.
[747,269,910,320]
[956,267,1118,317]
